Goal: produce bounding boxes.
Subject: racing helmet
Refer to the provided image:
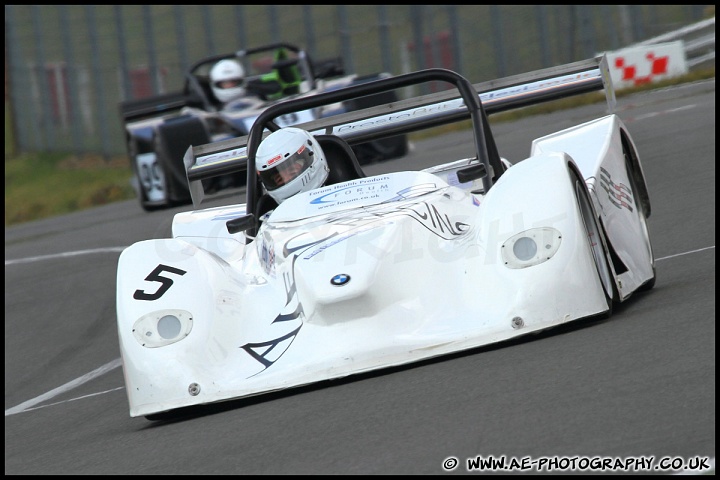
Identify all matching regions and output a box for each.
[209,59,246,103]
[256,127,329,204]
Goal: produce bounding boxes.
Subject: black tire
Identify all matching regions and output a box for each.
[354,136,409,165]
[153,116,212,207]
[135,157,168,212]
[624,149,656,291]
[126,137,168,212]
[145,411,179,422]
[574,171,617,317]
[343,77,409,164]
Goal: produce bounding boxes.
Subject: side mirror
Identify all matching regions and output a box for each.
[457,163,487,184]
[226,214,256,235]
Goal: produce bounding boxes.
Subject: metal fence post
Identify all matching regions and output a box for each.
[31,5,52,150]
[174,6,189,73]
[115,6,132,101]
[86,5,111,159]
[536,5,551,68]
[60,5,85,157]
[303,6,316,56]
[337,6,354,74]
[234,6,247,50]
[411,5,426,94]
[141,5,162,95]
[447,5,464,76]
[201,6,215,55]
[268,5,281,44]
[377,5,393,74]
[490,5,506,78]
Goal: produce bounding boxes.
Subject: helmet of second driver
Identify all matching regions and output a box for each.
[210,59,246,104]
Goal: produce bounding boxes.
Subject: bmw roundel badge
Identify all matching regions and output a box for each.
[330,274,350,286]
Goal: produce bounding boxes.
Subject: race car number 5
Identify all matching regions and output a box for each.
[133,264,187,301]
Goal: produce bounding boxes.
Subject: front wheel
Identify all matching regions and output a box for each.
[126,137,169,211]
[625,150,656,291]
[135,151,170,211]
[574,172,617,317]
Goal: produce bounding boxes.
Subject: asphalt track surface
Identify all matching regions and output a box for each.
[5,80,715,475]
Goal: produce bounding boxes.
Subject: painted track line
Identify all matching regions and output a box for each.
[5,358,122,416]
[5,247,127,266]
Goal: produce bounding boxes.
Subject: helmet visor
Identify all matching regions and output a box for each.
[214,78,243,90]
[258,143,314,191]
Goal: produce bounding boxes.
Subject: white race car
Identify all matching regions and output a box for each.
[116,56,655,420]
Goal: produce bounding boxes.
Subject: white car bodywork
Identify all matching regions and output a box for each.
[116,59,655,418]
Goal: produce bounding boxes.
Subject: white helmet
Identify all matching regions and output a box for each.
[256,127,329,204]
[209,59,246,103]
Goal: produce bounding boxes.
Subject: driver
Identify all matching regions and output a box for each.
[255,127,329,205]
[209,59,247,105]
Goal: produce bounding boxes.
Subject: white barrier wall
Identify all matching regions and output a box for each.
[605,41,689,90]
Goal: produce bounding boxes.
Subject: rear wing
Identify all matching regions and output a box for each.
[120,91,190,123]
[184,55,615,206]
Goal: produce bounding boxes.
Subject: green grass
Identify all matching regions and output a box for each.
[5,153,135,226]
[4,67,714,227]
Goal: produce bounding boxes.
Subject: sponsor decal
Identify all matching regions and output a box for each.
[302,224,379,260]
[330,274,350,286]
[240,232,331,373]
[259,235,276,276]
[267,154,282,166]
[397,200,470,237]
[307,176,392,209]
[599,167,634,211]
[196,148,246,166]
[301,197,470,261]
[240,252,303,374]
[480,70,601,103]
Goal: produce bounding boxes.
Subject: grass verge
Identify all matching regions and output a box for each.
[5,153,135,226]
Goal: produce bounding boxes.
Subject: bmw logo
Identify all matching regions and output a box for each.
[330,274,350,286]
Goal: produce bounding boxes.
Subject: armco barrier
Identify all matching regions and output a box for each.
[634,16,715,69]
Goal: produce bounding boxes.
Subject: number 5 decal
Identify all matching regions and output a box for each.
[133,264,187,301]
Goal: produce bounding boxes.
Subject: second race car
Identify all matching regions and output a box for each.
[119,43,409,211]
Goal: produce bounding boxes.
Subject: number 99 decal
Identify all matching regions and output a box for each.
[133,264,187,301]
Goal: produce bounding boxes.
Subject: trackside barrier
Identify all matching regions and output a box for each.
[634,16,715,69]
[601,16,714,89]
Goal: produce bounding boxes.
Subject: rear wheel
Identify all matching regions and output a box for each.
[574,172,617,317]
[153,116,212,207]
[343,78,409,164]
[354,136,409,164]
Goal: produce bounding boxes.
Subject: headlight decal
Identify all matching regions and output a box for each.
[132,309,194,347]
[501,227,562,269]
